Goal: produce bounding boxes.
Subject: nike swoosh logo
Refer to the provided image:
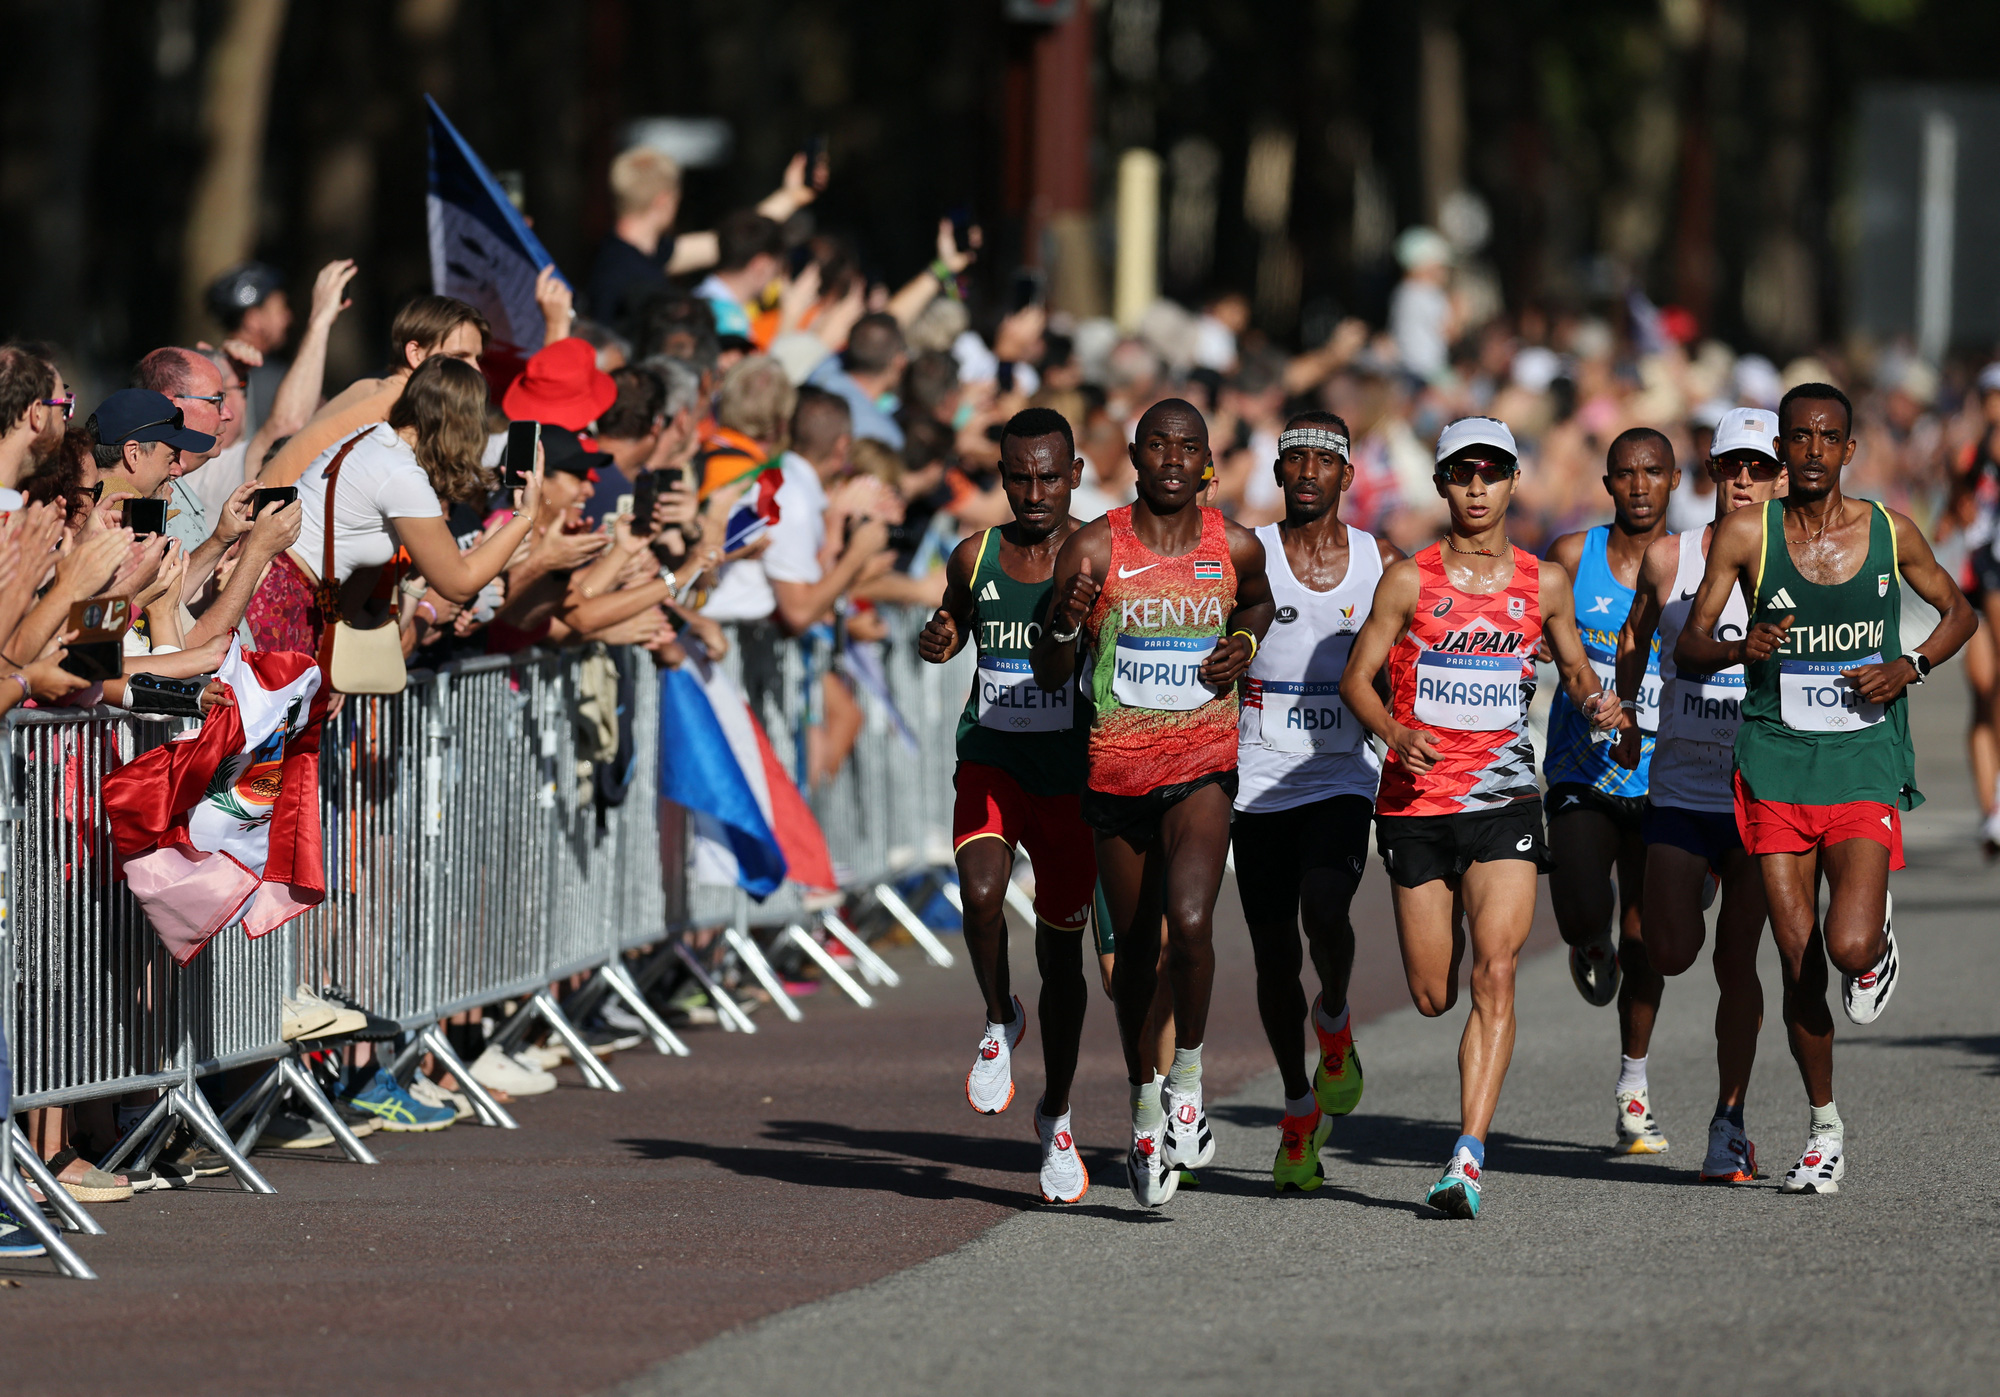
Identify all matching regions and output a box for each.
[1117,563,1161,579]
[1679,589,1696,600]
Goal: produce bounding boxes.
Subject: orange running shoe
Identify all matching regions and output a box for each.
[1312,997,1364,1116]
[1272,1107,1332,1192]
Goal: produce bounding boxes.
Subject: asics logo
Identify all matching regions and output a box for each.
[1432,598,1454,618]
[1118,562,1162,579]
[1514,835,1534,851]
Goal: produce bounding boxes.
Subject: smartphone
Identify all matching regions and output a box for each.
[251,485,297,518]
[1008,267,1046,313]
[947,206,976,256]
[121,498,166,536]
[502,420,540,491]
[60,596,130,683]
[803,132,828,166]
[630,471,661,537]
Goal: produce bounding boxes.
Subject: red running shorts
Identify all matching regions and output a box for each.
[1732,772,1905,871]
[952,762,1097,930]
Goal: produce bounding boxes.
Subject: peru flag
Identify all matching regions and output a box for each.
[103,640,328,965]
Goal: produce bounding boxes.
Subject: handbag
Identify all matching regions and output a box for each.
[312,434,408,695]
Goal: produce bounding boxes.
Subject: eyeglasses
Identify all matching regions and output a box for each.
[1713,456,1782,482]
[40,394,74,421]
[173,392,226,408]
[1436,458,1519,487]
[84,482,103,503]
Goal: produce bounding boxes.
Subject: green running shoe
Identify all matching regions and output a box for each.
[1271,1108,1333,1192]
[1311,1001,1364,1117]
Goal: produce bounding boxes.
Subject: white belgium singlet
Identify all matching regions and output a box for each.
[1650,528,1749,813]
[1234,523,1384,813]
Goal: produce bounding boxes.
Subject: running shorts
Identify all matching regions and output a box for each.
[1731,772,1905,871]
[1375,798,1551,888]
[1547,781,1646,835]
[1080,768,1238,845]
[1231,794,1373,924]
[1641,800,1741,874]
[953,762,1098,929]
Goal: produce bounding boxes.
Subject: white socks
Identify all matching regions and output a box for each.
[1283,1089,1315,1118]
[1810,1100,1844,1137]
[1131,1076,1164,1130]
[1617,1055,1648,1094]
[1167,1045,1202,1096]
[1314,999,1350,1035]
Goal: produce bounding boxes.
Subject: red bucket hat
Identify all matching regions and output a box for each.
[501,337,617,430]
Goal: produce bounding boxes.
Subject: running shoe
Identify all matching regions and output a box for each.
[1841,895,1898,1026]
[1698,1118,1758,1184]
[0,1206,45,1259]
[1271,1107,1332,1193]
[966,995,1027,1115]
[1781,1133,1845,1195]
[1569,932,1621,1007]
[1311,998,1364,1116]
[1426,1147,1483,1219]
[1034,1099,1089,1204]
[1125,1115,1179,1208]
[1613,1088,1670,1155]
[340,1068,454,1133]
[1701,867,1720,912]
[1161,1077,1214,1170]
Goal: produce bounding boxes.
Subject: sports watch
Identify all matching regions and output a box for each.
[1901,651,1931,685]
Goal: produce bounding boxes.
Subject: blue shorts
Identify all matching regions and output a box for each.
[1641,801,1740,874]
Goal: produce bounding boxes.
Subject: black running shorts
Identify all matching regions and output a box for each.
[1231,794,1374,924]
[1546,781,1645,835]
[1081,769,1238,845]
[1375,798,1551,888]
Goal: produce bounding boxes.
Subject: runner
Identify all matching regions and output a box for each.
[1341,417,1619,1218]
[1677,382,1973,1195]
[918,407,1098,1204]
[1541,428,1676,1154]
[1231,411,1401,1192]
[1940,362,2000,855]
[1612,407,1786,1183]
[1032,397,1272,1208]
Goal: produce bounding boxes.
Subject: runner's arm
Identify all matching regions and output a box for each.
[1844,509,1977,703]
[1541,564,1618,729]
[1202,524,1272,685]
[1677,507,1775,674]
[1339,558,1440,770]
[916,535,980,664]
[1610,535,1673,768]
[1030,522,1107,691]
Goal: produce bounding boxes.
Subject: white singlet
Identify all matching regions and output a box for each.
[1235,523,1384,813]
[1651,528,1748,813]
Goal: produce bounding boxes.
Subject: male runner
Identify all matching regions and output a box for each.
[919,407,1097,1204]
[1613,406,1786,1183]
[1032,398,1272,1208]
[1678,383,1973,1194]
[1232,411,1401,1192]
[1342,417,1618,1218]
[1542,428,1676,1153]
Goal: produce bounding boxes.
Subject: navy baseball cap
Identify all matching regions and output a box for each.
[89,389,216,453]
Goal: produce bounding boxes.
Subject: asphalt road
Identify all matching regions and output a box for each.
[621,681,2000,1397]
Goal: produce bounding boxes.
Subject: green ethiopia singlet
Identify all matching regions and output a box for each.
[1737,498,1921,809]
[955,528,1092,796]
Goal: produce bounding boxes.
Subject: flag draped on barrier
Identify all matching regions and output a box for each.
[424,94,562,357]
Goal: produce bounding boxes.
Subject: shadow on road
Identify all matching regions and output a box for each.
[1849,1032,2000,1075]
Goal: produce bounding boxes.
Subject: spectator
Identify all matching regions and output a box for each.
[696,356,797,622]
[0,344,63,510]
[88,388,213,509]
[764,387,902,635]
[589,366,667,524]
[133,347,233,553]
[810,312,907,450]
[205,260,289,438]
[694,211,785,344]
[502,337,617,436]
[1390,225,1456,383]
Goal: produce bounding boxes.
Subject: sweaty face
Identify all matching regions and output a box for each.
[1276,444,1351,523]
[1709,452,1786,513]
[1128,407,1212,511]
[999,432,1077,540]
[1433,454,1517,531]
[1776,400,1854,501]
[1604,441,1676,529]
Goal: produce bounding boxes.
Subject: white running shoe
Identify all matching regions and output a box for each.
[1161,1076,1214,1170]
[1613,1088,1669,1154]
[966,995,1026,1115]
[1035,1099,1088,1204]
[1781,1133,1845,1195]
[469,1044,557,1097]
[1841,895,1898,1025]
[1698,1117,1758,1183]
[1569,932,1621,1007]
[1125,1115,1179,1207]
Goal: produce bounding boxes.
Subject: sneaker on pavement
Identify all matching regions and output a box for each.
[1841,897,1898,1026]
[1569,932,1621,1007]
[470,1044,556,1097]
[0,1206,46,1259]
[408,1073,473,1122]
[599,1001,647,1035]
[257,1112,336,1151]
[1125,1115,1179,1208]
[1272,1108,1332,1193]
[966,995,1026,1115]
[330,1101,381,1138]
[1161,1077,1214,1171]
[123,1161,193,1192]
[517,1042,566,1072]
[281,993,339,1042]
[1034,1099,1089,1204]
[160,1128,233,1177]
[1698,1118,1758,1184]
[1613,1088,1670,1155]
[1781,1133,1845,1195]
[1426,1147,1484,1219]
[1311,998,1364,1116]
[290,983,368,1039]
[340,1068,453,1133]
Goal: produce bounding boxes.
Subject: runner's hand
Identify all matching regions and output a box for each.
[1843,657,1914,705]
[1053,557,1098,636]
[1201,632,1254,686]
[1611,727,1643,771]
[1388,722,1441,774]
[918,607,958,663]
[1587,689,1623,732]
[1741,615,1791,664]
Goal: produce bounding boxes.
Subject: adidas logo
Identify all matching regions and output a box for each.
[978,580,1001,602]
[1765,587,1797,609]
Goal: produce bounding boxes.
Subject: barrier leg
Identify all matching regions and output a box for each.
[531,991,624,1092]
[232,1069,290,1156]
[601,962,691,1057]
[673,942,758,1034]
[99,1094,174,1174]
[873,883,955,968]
[279,1058,382,1161]
[725,927,804,1023]
[168,1086,276,1195]
[0,1169,96,1280]
[219,1063,285,1133]
[413,1024,518,1129]
[786,925,873,1008]
[9,1124,104,1236]
[820,910,899,987]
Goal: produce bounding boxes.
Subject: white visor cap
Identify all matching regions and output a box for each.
[1434,416,1520,465]
[1710,406,1779,462]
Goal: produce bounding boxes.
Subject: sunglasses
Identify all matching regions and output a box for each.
[1436,459,1519,487]
[40,394,74,421]
[1713,456,1782,482]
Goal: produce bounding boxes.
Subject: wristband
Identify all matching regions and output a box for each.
[6,673,27,703]
[1619,699,1637,711]
[1050,622,1082,645]
[1231,629,1257,660]
[930,260,962,299]
[416,601,438,623]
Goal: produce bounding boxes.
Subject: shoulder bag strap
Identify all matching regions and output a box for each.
[315,432,368,612]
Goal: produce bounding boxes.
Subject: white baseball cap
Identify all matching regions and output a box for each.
[1710,406,1779,462]
[1977,361,2000,395]
[1435,416,1520,465]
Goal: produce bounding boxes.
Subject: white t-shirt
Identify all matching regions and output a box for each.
[293,423,442,582]
[0,487,22,513]
[762,454,830,586]
[182,439,249,526]
[1391,277,1450,380]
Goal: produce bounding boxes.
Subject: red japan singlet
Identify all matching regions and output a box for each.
[1376,543,1543,817]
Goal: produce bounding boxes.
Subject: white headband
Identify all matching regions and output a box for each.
[1279,427,1349,460]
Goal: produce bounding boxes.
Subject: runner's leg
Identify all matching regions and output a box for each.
[1392,879,1465,1020]
[1453,859,1541,1141]
[955,836,1017,1026]
[1033,925,1087,1117]
[1154,782,1234,1049]
[1235,815,1311,1100]
[1963,621,1997,822]
[1818,837,1892,977]
[1100,833,1167,1085]
[1549,807,1619,951]
[1614,829,1660,1058]
[1757,848,1834,1108]
[1641,842,1711,978]
[1711,848,1768,1111]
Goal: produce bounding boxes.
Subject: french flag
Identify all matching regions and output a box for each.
[659,646,836,900]
[425,95,564,359]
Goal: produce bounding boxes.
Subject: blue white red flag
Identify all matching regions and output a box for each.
[425,95,564,355]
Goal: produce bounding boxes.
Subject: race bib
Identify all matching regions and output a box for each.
[1413,651,1523,732]
[1587,656,1662,735]
[1779,654,1884,733]
[1258,680,1361,755]
[1113,634,1220,711]
[976,656,1072,732]
[1670,669,1745,745]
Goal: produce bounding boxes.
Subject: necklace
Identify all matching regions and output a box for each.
[1794,502,1835,544]
[1446,536,1503,557]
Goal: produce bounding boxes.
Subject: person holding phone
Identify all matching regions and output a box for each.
[246,356,542,655]
[83,389,214,512]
